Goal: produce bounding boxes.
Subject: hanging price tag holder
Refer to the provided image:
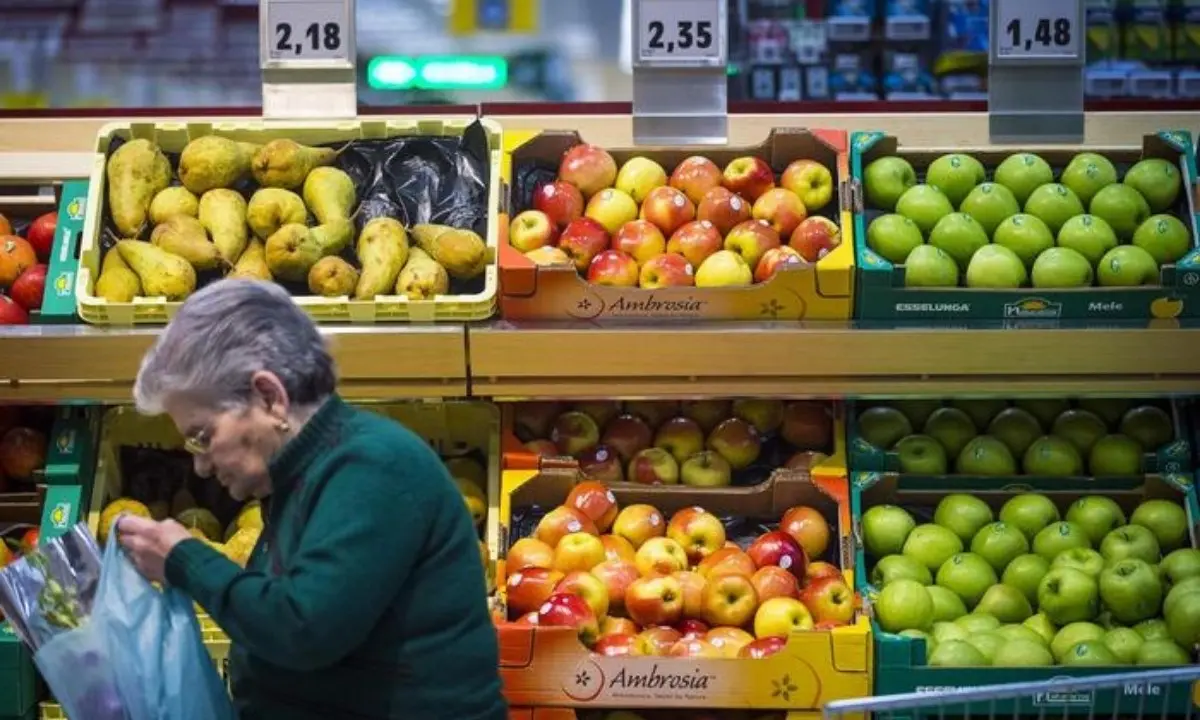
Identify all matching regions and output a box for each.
[259,0,357,119]
[630,0,729,145]
[988,0,1085,142]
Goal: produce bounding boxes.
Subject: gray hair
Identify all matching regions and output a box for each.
[134,279,336,415]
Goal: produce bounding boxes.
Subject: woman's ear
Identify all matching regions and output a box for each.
[250,371,290,419]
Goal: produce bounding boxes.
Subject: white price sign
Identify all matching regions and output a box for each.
[263,0,353,64]
[994,0,1081,59]
[635,0,726,65]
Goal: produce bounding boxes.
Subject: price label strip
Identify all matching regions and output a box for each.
[993,0,1081,59]
[264,0,353,63]
[635,0,726,65]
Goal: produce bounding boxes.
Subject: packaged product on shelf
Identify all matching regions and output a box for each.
[851,130,1200,321]
[499,129,853,322]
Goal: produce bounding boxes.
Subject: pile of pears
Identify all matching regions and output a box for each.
[96,134,490,304]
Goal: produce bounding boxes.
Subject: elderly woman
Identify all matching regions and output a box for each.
[116,279,506,720]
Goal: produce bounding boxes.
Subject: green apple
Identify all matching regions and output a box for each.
[935,493,995,542]
[867,213,925,265]
[897,184,955,235]
[1088,434,1144,476]
[904,523,965,572]
[950,399,1009,430]
[960,183,1021,236]
[1165,590,1200,648]
[1056,214,1119,266]
[926,153,987,206]
[965,245,1027,289]
[1033,521,1092,560]
[892,400,943,429]
[1031,247,1094,288]
[1100,524,1161,565]
[971,521,1030,572]
[927,584,969,622]
[1037,567,1100,625]
[988,408,1043,457]
[904,245,960,287]
[928,213,988,270]
[936,551,998,607]
[1123,157,1182,213]
[992,638,1054,666]
[862,505,918,557]
[1119,405,1175,450]
[858,406,914,449]
[875,578,934,632]
[1165,578,1200,617]
[1023,612,1058,644]
[956,435,1018,475]
[1135,638,1191,665]
[966,631,1006,662]
[1133,214,1191,265]
[1000,494,1061,540]
[1050,621,1108,662]
[975,584,1032,623]
[1065,496,1127,546]
[1100,558,1163,624]
[1024,183,1085,234]
[928,639,988,667]
[1051,410,1108,456]
[932,620,969,643]
[1052,547,1106,578]
[1023,435,1084,477]
[865,156,918,210]
[1103,626,1144,663]
[994,153,1055,205]
[924,407,979,457]
[996,623,1049,646]
[1076,398,1132,428]
[993,213,1054,268]
[1090,183,1151,239]
[895,434,949,474]
[1060,152,1119,205]
[1130,499,1189,553]
[1160,548,1200,586]
[1097,245,1159,286]
[956,612,1001,634]
[1003,553,1051,604]
[1061,639,1119,666]
[1015,399,1071,430]
[1135,618,1172,641]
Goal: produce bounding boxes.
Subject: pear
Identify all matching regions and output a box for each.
[303,167,356,224]
[94,247,141,302]
[410,223,488,279]
[107,139,171,237]
[150,215,222,271]
[252,139,337,190]
[354,218,409,300]
[228,240,272,282]
[116,240,197,300]
[178,136,259,194]
[265,224,323,282]
[148,186,199,225]
[247,188,308,240]
[395,248,450,300]
[308,256,360,297]
[198,189,249,265]
[310,217,354,257]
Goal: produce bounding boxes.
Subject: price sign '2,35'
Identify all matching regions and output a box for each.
[264,0,353,63]
[635,0,726,66]
[994,0,1081,59]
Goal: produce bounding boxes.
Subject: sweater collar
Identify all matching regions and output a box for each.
[268,394,350,490]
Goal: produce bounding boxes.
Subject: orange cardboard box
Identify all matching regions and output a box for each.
[499,129,854,322]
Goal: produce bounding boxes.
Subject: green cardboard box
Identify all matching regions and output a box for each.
[0,623,36,719]
[42,406,99,487]
[40,180,88,323]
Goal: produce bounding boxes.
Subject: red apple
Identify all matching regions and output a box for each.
[593,633,638,656]
[613,220,667,266]
[667,638,722,658]
[565,480,619,531]
[746,531,808,580]
[800,575,855,625]
[665,219,724,272]
[751,565,802,602]
[611,503,666,548]
[697,186,752,236]
[509,210,557,252]
[553,531,608,574]
[739,635,788,658]
[676,617,710,639]
[780,159,835,212]
[806,561,842,583]
[592,559,640,612]
[578,445,625,484]
[534,506,599,547]
[615,156,668,203]
[634,536,689,576]
[706,626,755,658]
[626,575,685,627]
[754,246,807,283]
[586,188,639,235]
[653,416,705,464]
[26,212,56,260]
[785,451,829,471]
[507,566,566,616]
[724,219,782,270]
[780,506,831,560]
[698,547,757,580]
[538,592,600,646]
[673,570,709,619]
[623,400,680,428]
[640,186,696,236]
[11,265,46,312]
[627,447,680,485]
[551,410,601,456]
[533,180,584,228]
[0,294,29,325]
[702,573,759,627]
[754,596,814,637]
[752,188,808,237]
[559,144,618,198]
[600,616,639,637]
[587,249,639,287]
[789,216,841,262]
[633,626,683,656]
[573,401,622,428]
[557,217,610,272]
[680,451,734,488]
[556,570,610,618]
[525,246,572,267]
[639,253,694,289]
[524,439,560,457]
[722,156,776,201]
[515,402,563,437]
[707,417,762,469]
[669,155,723,204]
[600,534,637,563]
[600,414,654,463]
[667,506,727,564]
[507,537,555,572]
[780,402,832,449]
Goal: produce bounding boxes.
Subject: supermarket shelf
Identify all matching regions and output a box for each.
[0,324,468,402]
[469,321,1200,399]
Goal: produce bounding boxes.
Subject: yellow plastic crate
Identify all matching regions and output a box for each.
[75,117,503,325]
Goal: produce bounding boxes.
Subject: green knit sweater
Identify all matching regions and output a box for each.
[165,396,506,720]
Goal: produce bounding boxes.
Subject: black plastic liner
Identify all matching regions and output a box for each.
[118,446,244,530]
[101,120,492,298]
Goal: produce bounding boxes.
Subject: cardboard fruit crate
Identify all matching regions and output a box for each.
[499,128,854,322]
[848,397,1194,475]
[850,130,1200,321]
[852,471,1200,718]
[496,466,870,713]
[0,179,89,324]
[75,118,502,325]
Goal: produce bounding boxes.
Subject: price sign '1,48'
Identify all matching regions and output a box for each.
[264,0,352,63]
[994,0,1080,59]
[635,0,725,65]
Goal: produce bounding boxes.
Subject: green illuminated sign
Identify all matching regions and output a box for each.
[367,56,509,91]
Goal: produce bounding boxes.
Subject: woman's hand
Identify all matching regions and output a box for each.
[116,515,195,583]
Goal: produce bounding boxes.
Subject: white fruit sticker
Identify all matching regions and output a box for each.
[568,519,583,532]
[509,572,523,585]
[650,513,662,526]
[674,194,686,207]
[540,601,553,614]
[730,197,742,210]
[606,490,617,503]
[780,556,793,569]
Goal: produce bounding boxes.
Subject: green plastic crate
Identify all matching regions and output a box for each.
[0,623,36,720]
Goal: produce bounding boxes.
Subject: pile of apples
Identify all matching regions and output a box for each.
[504,480,852,660]
[863,151,1189,289]
[0,210,56,324]
[863,491,1200,667]
[857,398,1175,477]
[514,400,834,488]
[509,144,841,288]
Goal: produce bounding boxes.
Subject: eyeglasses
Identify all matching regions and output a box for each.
[182,425,214,455]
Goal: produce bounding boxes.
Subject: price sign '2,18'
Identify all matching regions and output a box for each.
[994,0,1080,58]
[636,0,725,64]
[266,0,352,62]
